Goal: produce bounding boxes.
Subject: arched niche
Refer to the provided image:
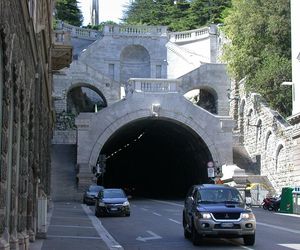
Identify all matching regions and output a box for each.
[120,45,151,84]
[184,87,218,114]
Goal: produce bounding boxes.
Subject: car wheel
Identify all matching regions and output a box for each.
[182,212,191,239]
[262,204,268,210]
[191,222,201,246]
[243,234,255,246]
[125,212,130,217]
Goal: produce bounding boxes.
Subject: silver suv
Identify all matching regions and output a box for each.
[183,184,256,246]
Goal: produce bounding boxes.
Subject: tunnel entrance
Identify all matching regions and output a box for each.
[98,118,213,198]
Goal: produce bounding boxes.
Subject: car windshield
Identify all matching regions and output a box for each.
[198,188,243,203]
[103,189,126,198]
[89,185,103,192]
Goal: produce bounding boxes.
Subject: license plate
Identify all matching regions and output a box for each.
[221,223,234,228]
[110,207,118,211]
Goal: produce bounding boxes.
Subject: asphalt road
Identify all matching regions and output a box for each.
[97,198,300,250]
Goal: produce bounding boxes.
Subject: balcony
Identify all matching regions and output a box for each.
[51,30,73,70]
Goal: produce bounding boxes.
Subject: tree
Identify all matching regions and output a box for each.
[122,0,230,31]
[55,0,83,27]
[222,0,292,117]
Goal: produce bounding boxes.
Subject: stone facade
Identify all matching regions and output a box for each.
[75,79,235,189]
[0,0,54,249]
[234,80,299,194]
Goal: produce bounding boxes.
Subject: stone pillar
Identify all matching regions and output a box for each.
[77,164,95,192]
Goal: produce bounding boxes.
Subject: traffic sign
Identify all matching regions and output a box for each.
[207,167,215,177]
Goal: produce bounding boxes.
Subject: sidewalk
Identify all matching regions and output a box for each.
[30,201,123,250]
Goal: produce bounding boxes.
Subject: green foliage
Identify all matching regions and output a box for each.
[55,0,83,26]
[222,0,292,116]
[123,0,230,31]
[83,21,117,31]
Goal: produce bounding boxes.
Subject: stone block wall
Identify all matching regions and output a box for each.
[235,80,299,193]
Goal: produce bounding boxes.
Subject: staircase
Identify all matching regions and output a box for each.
[232,132,276,195]
[51,144,82,201]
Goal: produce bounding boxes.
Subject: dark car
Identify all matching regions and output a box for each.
[183,184,256,246]
[83,185,104,205]
[95,188,130,217]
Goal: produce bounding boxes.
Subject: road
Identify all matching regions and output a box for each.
[97,199,300,250]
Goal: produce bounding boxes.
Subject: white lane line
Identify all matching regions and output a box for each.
[150,199,184,207]
[49,224,94,229]
[153,212,162,216]
[278,244,300,250]
[141,208,149,211]
[257,222,300,234]
[168,218,181,225]
[82,204,124,250]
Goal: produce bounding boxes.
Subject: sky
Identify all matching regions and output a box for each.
[78,0,130,26]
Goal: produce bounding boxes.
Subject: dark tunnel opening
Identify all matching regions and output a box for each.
[99,118,213,199]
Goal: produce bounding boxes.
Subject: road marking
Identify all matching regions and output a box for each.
[257,222,300,234]
[49,224,94,229]
[278,244,300,250]
[168,218,181,225]
[150,199,184,207]
[141,208,149,211]
[136,230,162,242]
[153,212,162,216]
[82,204,124,250]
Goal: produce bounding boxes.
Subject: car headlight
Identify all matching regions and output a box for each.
[123,201,130,206]
[241,212,255,220]
[195,211,211,219]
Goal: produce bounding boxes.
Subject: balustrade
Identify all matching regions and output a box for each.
[104,25,167,37]
[126,79,179,94]
[169,27,209,43]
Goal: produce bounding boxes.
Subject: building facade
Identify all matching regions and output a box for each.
[0,0,65,248]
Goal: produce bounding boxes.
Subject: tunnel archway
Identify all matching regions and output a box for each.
[97,118,213,198]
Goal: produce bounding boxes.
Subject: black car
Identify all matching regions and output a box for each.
[83,185,104,205]
[95,188,130,217]
[183,184,256,246]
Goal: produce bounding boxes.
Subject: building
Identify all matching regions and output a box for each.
[0,0,71,249]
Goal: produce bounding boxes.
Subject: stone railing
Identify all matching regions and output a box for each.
[126,78,179,94]
[103,25,168,37]
[169,27,210,43]
[56,21,102,40]
[52,30,71,45]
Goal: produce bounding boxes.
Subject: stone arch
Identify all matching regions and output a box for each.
[184,86,218,114]
[66,82,107,114]
[275,143,285,172]
[265,129,273,150]
[88,111,220,168]
[120,45,151,84]
[255,119,262,148]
